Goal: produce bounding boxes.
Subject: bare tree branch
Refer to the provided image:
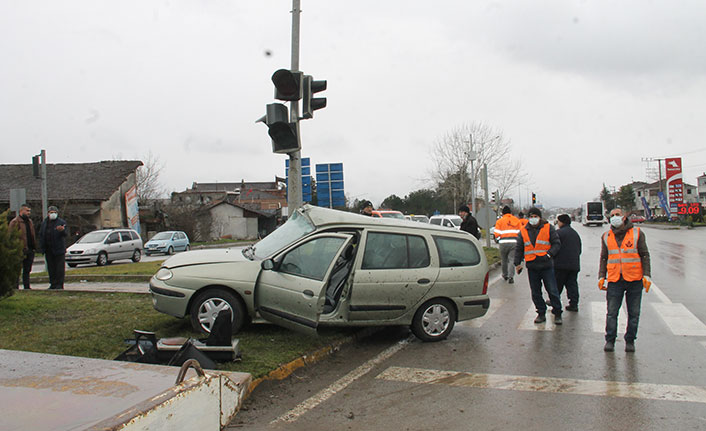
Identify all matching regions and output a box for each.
[136,151,166,203]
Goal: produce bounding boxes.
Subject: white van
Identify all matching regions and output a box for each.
[66,229,143,267]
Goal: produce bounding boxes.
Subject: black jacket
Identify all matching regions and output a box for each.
[39,217,68,256]
[460,214,480,239]
[514,219,561,270]
[554,224,582,271]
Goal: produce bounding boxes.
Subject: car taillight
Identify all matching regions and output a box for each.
[482,271,489,295]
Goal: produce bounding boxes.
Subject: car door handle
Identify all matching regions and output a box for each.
[303,289,315,297]
[417,278,430,285]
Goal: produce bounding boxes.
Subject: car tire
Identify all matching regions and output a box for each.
[167,246,174,255]
[190,289,246,334]
[185,245,190,251]
[67,263,78,268]
[96,252,108,266]
[131,249,141,262]
[410,298,456,342]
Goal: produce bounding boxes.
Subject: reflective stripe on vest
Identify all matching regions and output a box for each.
[495,214,522,244]
[520,223,551,261]
[603,227,643,282]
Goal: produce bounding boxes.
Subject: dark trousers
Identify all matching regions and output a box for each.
[527,266,562,315]
[555,269,579,307]
[16,251,34,289]
[499,243,515,280]
[605,280,643,342]
[45,253,66,290]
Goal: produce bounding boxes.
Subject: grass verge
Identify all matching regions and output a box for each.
[483,247,500,266]
[0,291,345,378]
[33,260,164,278]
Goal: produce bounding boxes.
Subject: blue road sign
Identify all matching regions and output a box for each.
[316,163,345,208]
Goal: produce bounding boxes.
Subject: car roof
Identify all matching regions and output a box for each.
[430,214,462,218]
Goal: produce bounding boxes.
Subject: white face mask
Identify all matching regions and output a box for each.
[49,213,58,220]
[528,217,540,226]
[610,215,623,228]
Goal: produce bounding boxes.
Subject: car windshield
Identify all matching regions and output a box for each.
[253,210,315,259]
[151,232,173,240]
[78,232,107,243]
[450,216,463,227]
[381,212,404,219]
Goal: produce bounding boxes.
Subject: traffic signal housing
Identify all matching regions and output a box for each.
[32,155,40,178]
[532,193,537,204]
[302,75,327,119]
[257,103,301,154]
[272,69,303,101]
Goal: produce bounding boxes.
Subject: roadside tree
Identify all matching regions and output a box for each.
[136,152,166,204]
[600,184,616,212]
[616,184,636,212]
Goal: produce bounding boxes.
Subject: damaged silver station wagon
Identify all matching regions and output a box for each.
[150,205,490,342]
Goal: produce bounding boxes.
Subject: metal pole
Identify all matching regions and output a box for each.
[41,149,48,216]
[287,0,303,211]
[483,164,490,248]
[469,134,474,212]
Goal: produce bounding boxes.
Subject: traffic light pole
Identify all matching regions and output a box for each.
[41,149,48,216]
[287,0,303,212]
[483,164,490,248]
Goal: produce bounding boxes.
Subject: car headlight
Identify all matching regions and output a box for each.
[85,248,97,254]
[155,268,173,281]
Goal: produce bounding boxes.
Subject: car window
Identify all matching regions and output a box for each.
[152,232,172,240]
[442,219,454,227]
[254,210,316,259]
[280,236,346,281]
[120,232,132,242]
[433,236,481,267]
[430,218,441,225]
[107,232,121,243]
[130,231,140,240]
[362,232,429,269]
[450,217,463,227]
[78,231,107,243]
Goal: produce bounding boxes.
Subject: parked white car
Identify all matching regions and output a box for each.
[66,229,143,267]
[429,214,463,230]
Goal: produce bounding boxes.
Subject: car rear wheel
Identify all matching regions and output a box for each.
[411,298,456,342]
[96,252,108,266]
[190,289,246,334]
[167,246,174,255]
[131,249,141,262]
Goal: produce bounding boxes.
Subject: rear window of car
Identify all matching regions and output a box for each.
[130,231,140,240]
[433,236,481,267]
[362,232,430,269]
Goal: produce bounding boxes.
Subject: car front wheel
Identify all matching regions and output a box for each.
[167,246,174,255]
[96,252,108,266]
[411,298,456,342]
[189,289,246,334]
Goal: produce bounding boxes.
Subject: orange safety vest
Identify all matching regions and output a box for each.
[520,223,551,262]
[603,227,643,282]
[519,218,528,228]
[494,214,522,244]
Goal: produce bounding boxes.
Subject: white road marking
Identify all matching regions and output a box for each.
[648,281,671,304]
[271,337,410,424]
[518,305,556,331]
[590,301,628,333]
[652,303,706,336]
[376,366,706,404]
[458,298,506,328]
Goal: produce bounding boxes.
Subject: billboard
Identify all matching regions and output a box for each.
[316,163,345,208]
[665,157,683,209]
[125,185,140,234]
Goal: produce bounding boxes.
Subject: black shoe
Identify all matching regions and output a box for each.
[625,342,635,352]
[554,314,563,325]
[508,278,514,284]
[534,314,546,324]
[502,275,508,281]
[545,299,552,306]
[565,305,578,312]
[604,341,615,352]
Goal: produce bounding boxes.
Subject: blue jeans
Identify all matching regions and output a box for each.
[527,266,562,315]
[605,280,643,342]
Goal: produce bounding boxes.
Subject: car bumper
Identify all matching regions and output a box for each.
[149,277,195,318]
[145,246,169,254]
[65,254,98,264]
[454,295,490,322]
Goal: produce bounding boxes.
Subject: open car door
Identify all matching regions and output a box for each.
[255,233,354,335]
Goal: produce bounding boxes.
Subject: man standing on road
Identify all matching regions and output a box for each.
[360,201,374,216]
[494,206,521,284]
[459,205,480,239]
[514,207,563,325]
[39,206,68,290]
[554,214,582,311]
[9,203,37,290]
[599,207,651,353]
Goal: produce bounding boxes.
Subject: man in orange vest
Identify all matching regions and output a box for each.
[514,207,563,324]
[494,206,521,283]
[598,207,651,353]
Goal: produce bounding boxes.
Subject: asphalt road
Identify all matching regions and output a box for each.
[231,224,706,430]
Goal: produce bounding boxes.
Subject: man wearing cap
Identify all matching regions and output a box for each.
[554,214,582,311]
[39,206,68,290]
[494,206,522,284]
[9,203,37,290]
[360,201,374,216]
[599,207,651,353]
[459,205,480,239]
[514,207,563,324]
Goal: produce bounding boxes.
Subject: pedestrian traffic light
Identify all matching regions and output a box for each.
[271,69,303,101]
[32,155,40,178]
[301,75,327,119]
[532,193,537,204]
[257,103,301,154]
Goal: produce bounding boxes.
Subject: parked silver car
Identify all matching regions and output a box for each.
[150,205,489,342]
[66,229,143,267]
[144,231,190,256]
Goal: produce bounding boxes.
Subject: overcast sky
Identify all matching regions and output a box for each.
[2,0,705,209]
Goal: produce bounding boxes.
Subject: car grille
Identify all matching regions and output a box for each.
[70,250,83,255]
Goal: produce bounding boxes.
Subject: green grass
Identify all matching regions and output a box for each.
[33,260,164,278]
[483,247,500,266]
[0,291,346,378]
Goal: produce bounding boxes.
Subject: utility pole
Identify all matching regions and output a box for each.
[642,157,665,195]
[287,0,303,211]
[41,150,47,216]
[482,164,491,248]
[467,134,477,212]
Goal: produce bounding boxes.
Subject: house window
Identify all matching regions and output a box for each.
[637,191,642,197]
[687,188,692,195]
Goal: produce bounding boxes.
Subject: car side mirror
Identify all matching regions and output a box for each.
[261,259,275,271]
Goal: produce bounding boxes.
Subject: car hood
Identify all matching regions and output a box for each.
[146,240,167,246]
[161,247,251,268]
[67,243,96,252]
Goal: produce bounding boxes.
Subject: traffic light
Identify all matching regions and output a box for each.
[32,155,40,178]
[301,75,327,119]
[491,191,497,203]
[271,69,303,101]
[532,193,537,204]
[257,103,301,154]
